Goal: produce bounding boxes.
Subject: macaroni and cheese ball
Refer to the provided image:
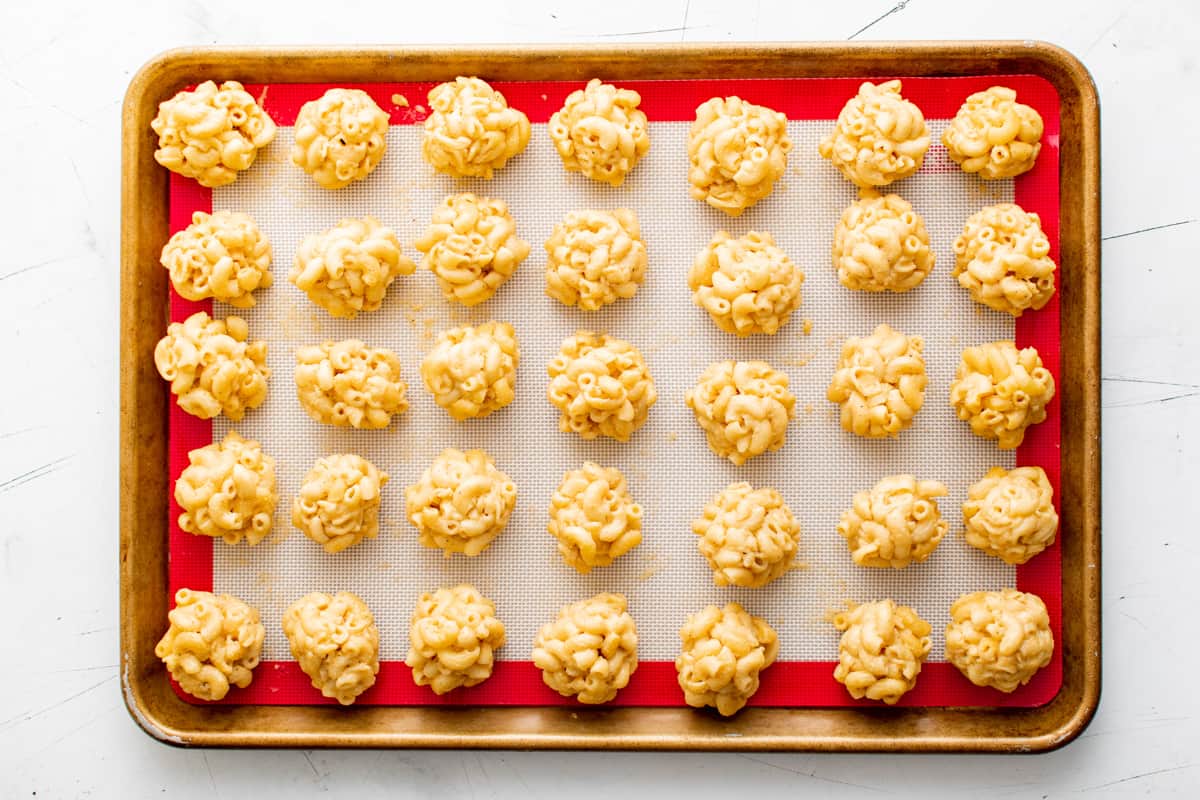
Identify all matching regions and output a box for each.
[282,591,380,705]
[420,321,519,420]
[949,341,1055,450]
[688,230,805,336]
[944,86,1044,180]
[832,599,931,705]
[292,454,389,554]
[544,209,647,311]
[547,332,657,442]
[290,216,414,319]
[532,593,638,705]
[688,96,791,216]
[693,483,800,588]
[405,584,506,695]
[291,88,390,189]
[945,589,1054,693]
[837,475,948,569]
[155,588,265,702]
[154,311,269,421]
[676,602,778,717]
[953,203,1056,316]
[161,210,272,308]
[421,76,530,179]
[819,80,930,188]
[832,192,934,293]
[963,466,1058,565]
[151,80,277,188]
[175,430,278,546]
[549,79,650,187]
[547,462,643,574]
[414,193,530,306]
[405,449,517,557]
[827,323,926,439]
[687,360,795,465]
[295,340,408,429]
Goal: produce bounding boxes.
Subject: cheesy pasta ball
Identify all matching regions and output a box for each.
[151,80,277,187]
[833,599,931,705]
[550,79,650,186]
[282,592,380,705]
[547,462,643,574]
[420,321,519,420]
[405,584,506,695]
[174,430,278,546]
[953,203,1056,316]
[827,323,926,439]
[156,588,265,702]
[414,193,530,306]
[819,80,930,188]
[832,192,934,293]
[291,88,390,189]
[160,210,272,308]
[676,602,778,716]
[688,230,805,336]
[544,209,647,311]
[421,76,530,178]
[963,466,1058,564]
[945,589,1053,693]
[686,361,795,465]
[290,216,414,319]
[546,332,657,442]
[405,449,517,557]
[292,454,388,554]
[693,483,800,588]
[949,341,1055,449]
[837,475,948,569]
[294,340,408,429]
[944,86,1044,180]
[154,311,269,421]
[688,96,791,216]
[532,593,638,705]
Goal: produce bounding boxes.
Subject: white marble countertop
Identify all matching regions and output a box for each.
[1,0,1197,796]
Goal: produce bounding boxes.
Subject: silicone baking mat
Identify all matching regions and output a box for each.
[166,75,1062,708]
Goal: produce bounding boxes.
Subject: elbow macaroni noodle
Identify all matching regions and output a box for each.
[692,483,800,588]
[686,360,795,465]
[832,599,931,705]
[291,454,389,554]
[160,210,272,308]
[837,475,948,569]
[420,321,519,420]
[544,208,647,311]
[819,80,930,188]
[546,332,657,442]
[174,430,278,546]
[294,339,408,429]
[953,203,1056,316]
[549,79,650,186]
[688,230,805,336]
[282,591,380,705]
[405,584,506,695]
[155,588,265,702]
[943,86,1044,180]
[154,311,269,421]
[963,466,1058,564]
[827,323,927,439]
[291,88,390,189]
[945,589,1054,693]
[531,593,638,705]
[290,216,414,319]
[547,462,643,574]
[832,192,934,293]
[421,77,530,178]
[687,96,791,216]
[675,602,778,717]
[949,340,1055,449]
[405,448,517,557]
[414,193,530,306]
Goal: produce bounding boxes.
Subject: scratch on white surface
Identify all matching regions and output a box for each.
[0,674,115,731]
[1102,219,1196,241]
[1104,376,1200,389]
[847,0,911,40]
[202,752,221,798]
[680,0,691,41]
[0,454,75,496]
[1077,763,1199,792]
[736,755,887,792]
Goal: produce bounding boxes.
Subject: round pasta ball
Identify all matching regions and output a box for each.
[550,79,650,187]
[945,589,1053,693]
[291,88,389,189]
[949,341,1055,449]
[832,192,934,293]
[693,483,800,588]
[174,430,278,546]
[154,311,269,421]
[687,360,795,465]
[160,210,272,308]
[832,599,931,705]
[546,332,657,442]
[687,96,791,216]
[675,602,778,717]
[547,462,643,574]
[963,466,1058,564]
[827,323,926,439]
[532,593,638,705]
[155,588,265,701]
[544,208,647,311]
[291,454,389,554]
[421,321,519,420]
[944,86,1044,180]
[837,475,948,568]
[405,584,506,695]
[282,591,380,705]
[294,339,408,429]
[290,216,414,319]
[688,230,804,336]
[151,80,277,188]
[421,76,530,178]
[953,203,1056,316]
[414,193,530,306]
[819,80,930,188]
[405,448,517,557]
